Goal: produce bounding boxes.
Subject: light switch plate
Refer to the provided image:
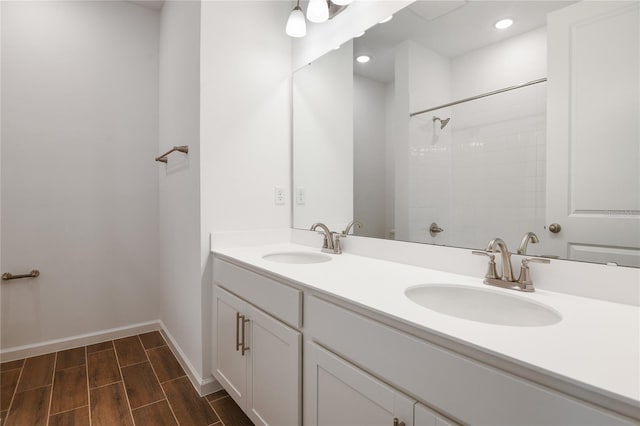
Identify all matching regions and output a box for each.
[274,186,286,205]
[295,187,306,205]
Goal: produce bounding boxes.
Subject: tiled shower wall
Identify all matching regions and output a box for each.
[408,83,547,253]
[403,27,549,253]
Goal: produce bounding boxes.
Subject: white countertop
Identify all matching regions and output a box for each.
[213,243,640,412]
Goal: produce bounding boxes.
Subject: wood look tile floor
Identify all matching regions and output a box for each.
[0,332,254,426]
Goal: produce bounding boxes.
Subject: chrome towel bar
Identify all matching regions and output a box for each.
[155,145,188,163]
[2,270,40,281]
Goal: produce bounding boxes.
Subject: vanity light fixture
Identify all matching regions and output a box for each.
[356,55,371,63]
[379,15,393,24]
[285,0,306,38]
[494,18,513,29]
[287,0,351,38]
[307,0,329,23]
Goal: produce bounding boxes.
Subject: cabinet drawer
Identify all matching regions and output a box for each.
[214,258,302,328]
[306,296,633,425]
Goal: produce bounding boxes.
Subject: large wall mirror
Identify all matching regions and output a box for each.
[293,0,640,267]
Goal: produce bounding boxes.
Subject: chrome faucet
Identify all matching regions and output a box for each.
[342,220,362,235]
[474,237,550,292]
[310,223,344,254]
[517,232,539,255]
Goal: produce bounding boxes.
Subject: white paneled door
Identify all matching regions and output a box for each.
[546,1,640,267]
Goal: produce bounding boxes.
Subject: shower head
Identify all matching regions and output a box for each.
[433,116,450,129]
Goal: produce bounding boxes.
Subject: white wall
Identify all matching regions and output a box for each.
[0,1,3,331]
[294,42,353,231]
[1,1,160,350]
[200,0,292,378]
[384,82,396,239]
[354,74,386,238]
[452,28,547,99]
[393,42,411,240]
[158,0,202,379]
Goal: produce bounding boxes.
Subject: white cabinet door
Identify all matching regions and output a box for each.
[213,284,302,425]
[546,1,640,266]
[304,341,414,426]
[246,305,301,426]
[213,286,247,408]
[414,403,456,426]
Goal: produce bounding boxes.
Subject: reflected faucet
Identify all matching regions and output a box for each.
[342,220,362,235]
[517,232,539,255]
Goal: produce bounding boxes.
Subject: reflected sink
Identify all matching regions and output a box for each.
[262,251,332,264]
[405,284,561,327]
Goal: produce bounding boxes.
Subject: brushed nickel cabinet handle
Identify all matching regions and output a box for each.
[393,418,405,426]
[241,317,250,356]
[235,312,242,351]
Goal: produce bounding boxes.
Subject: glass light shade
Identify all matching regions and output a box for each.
[331,0,352,5]
[286,7,306,38]
[307,0,329,23]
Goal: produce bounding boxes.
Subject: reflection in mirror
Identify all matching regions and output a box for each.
[293,41,354,231]
[292,1,640,267]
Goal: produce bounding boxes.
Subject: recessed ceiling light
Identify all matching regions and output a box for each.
[379,15,393,24]
[494,18,513,29]
[355,31,366,38]
[356,55,371,64]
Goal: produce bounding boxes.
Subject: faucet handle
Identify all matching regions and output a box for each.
[472,251,499,280]
[314,230,330,249]
[332,232,345,254]
[517,257,550,291]
[472,250,494,259]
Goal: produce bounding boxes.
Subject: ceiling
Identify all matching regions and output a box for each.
[353,0,576,83]
[129,0,165,10]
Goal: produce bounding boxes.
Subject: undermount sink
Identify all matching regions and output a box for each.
[262,251,332,264]
[405,284,561,327]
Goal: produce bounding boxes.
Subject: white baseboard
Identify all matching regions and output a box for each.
[158,320,221,397]
[0,319,221,397]
[0,320,161,362]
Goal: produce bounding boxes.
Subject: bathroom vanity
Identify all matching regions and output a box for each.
[211,243,639,426]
